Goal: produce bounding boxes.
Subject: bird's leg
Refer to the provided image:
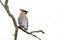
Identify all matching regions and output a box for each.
[18,26,28,30]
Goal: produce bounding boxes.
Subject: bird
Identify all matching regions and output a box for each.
[18,9,28,30]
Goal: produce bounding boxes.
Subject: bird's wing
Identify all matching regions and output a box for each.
[27,18,28,28]
[18,17,22,25]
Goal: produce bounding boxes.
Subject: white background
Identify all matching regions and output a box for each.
[0,0,60,40]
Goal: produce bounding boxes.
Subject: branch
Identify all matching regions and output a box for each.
[0,0,17,28]
[0,0,18,40]
[30,30,45,34]
[0,0,45,40]
[18,26,41,40]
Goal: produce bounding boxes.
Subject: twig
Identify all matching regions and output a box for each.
[0,0,4,6]
[5,0,8,6]
[30,30,45,34]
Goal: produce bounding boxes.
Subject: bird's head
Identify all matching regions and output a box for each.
[19,9,28,15]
